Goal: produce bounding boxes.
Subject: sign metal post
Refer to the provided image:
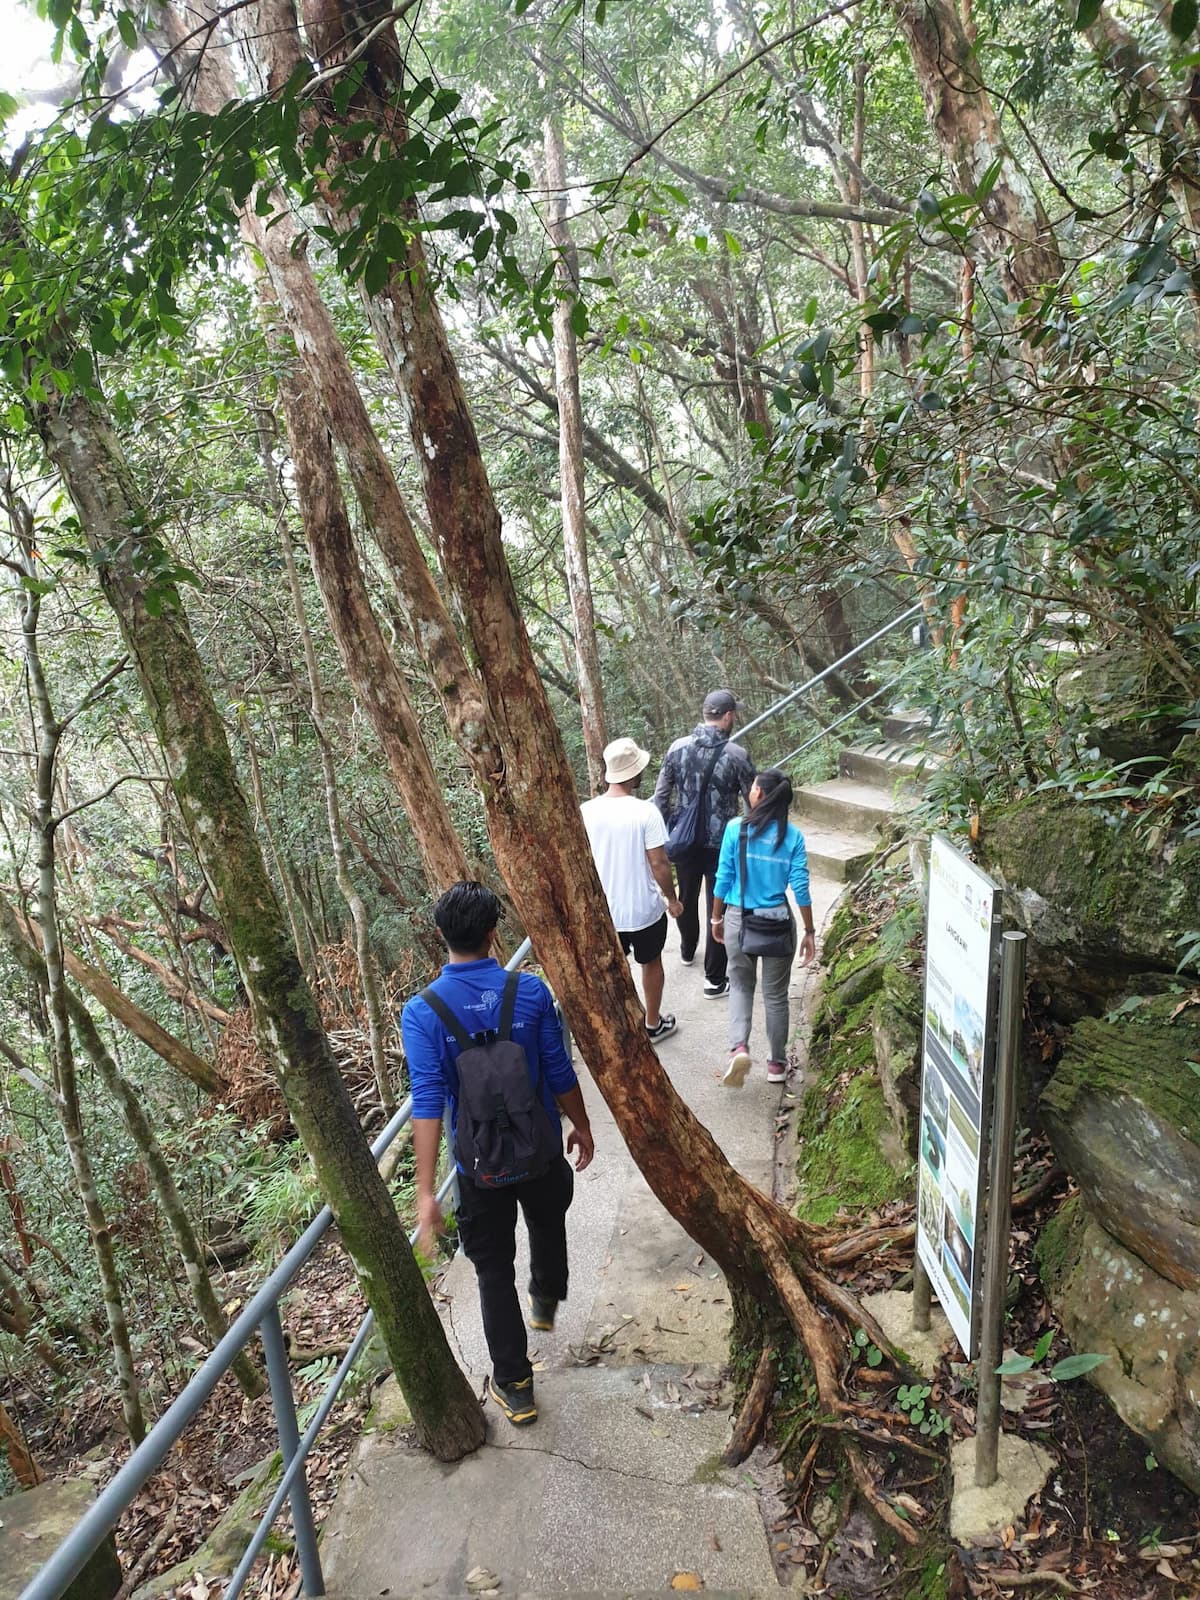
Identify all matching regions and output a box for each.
[974,930,1027,1488]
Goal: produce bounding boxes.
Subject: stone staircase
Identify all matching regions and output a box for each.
[792,727,937,884]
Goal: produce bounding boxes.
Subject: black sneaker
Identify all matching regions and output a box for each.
[646,1013,677,1041]
[488,1374,537,1426]
[528,1293,557,1332]
[703,979,730,998]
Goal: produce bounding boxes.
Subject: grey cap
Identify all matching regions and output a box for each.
[703,688,744,717]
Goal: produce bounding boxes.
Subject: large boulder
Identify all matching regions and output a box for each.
[981,795,1200,1014]
[1037,1198,1200,1495]
[1055,641,1189,763]
[1040,998,1200,1289]
[0,1478,121,1600]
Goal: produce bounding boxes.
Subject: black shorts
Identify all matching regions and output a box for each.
[619,913,668,964]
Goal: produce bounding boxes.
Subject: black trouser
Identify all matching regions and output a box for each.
[675,846,726,985]
[455,1157,575,1385]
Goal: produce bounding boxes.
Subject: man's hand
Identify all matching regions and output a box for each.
[799,930,817,967]
[667,896,683,918]
[416,1192,445,1258]
[711,917,725,945]
[567,1123,595,1171]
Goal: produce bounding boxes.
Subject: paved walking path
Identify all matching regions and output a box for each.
[321,878,842,1599]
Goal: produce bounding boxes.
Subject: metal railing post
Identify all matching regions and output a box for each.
[975,931,1026,1489]
[261,1306,324,1596]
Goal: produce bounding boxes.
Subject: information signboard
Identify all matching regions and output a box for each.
[916,835,1002,1358]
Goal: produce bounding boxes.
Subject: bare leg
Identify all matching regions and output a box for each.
[641,956,665,1029]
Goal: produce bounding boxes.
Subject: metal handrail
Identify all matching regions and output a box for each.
[20,935,536,1600]
[737,603,922,743]
[776,674,903,770]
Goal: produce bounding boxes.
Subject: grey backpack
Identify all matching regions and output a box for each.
[419,971,560,1189]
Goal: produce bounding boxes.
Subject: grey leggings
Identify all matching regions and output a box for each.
[725,906,792,1063]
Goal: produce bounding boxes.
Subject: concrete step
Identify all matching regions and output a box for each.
[881,710,932,741]
[838,740,943,788]
[796,822,877,883]
[793,777,910,835]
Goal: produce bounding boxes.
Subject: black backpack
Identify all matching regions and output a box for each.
[419,971,560,1189]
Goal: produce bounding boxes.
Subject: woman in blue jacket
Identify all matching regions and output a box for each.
[711,769,816,1087]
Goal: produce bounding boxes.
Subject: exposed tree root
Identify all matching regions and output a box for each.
[845,1441,921,1544]
[723,1345,777,1466]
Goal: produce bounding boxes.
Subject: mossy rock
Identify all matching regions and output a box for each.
[982,795,1200,1012]
[1,1479,121,1600]
[1040,996,1200,1288]
[871,965,923,1161]
[796,1038,910,1226]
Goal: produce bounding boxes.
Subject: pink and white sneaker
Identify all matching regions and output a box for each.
[723,1045,752,1088]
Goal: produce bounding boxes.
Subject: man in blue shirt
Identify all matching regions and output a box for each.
[403,883,594,1428]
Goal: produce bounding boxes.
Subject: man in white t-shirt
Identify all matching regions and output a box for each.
[581,737,684,1042]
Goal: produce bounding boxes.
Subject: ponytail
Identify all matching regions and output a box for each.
[745,768,792,849]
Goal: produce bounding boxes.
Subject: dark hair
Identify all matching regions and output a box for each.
[745,768,793,849]
[433,881,501,954]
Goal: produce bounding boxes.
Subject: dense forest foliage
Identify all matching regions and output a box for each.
[1,0,1197,1585]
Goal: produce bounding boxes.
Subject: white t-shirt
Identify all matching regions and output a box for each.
[580,793,669,933]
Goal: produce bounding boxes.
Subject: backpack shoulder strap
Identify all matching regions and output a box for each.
[497,969,520,1042]
[419,985,473,1051]
[696,740,724,803]
[738,821,748,915]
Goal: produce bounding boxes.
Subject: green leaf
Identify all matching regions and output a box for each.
[1074,0,1102,27]
[569,298,589,338]
[866,1345,883,1367]
[995,1354,1036,1375]
[1033,1329,1054,1361]
[117,9,138,48]
[1170,0,1198,38]
[1050,1352,1110,1381]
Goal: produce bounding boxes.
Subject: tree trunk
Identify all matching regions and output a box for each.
[33,387,485,1461]
[890,0,1062,301]
[279,514,395,1114]
[0,892,264,1399]
[15,547,146,1444]
[544,109,608,790]
[0,1248,73,1377]
[0,1400,42,1488]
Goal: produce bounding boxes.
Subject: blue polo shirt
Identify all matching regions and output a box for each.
[401,958,578,1142]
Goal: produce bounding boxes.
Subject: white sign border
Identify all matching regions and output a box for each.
[916,833,1003,1360]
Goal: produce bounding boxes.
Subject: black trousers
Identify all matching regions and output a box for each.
[455,1157,574,1385]
[675,847,726,985]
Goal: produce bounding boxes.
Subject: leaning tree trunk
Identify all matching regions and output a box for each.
[32,385,485,1461]
[247,0,915,1538]
[544,108,608,790]
[0,891,265,1398]
[20,919,223,1095]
